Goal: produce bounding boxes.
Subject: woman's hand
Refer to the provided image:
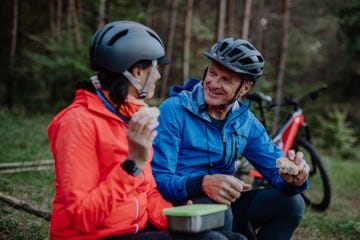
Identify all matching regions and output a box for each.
[127,107,160,170]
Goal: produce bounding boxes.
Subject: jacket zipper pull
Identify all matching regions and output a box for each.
[207,162,213,174]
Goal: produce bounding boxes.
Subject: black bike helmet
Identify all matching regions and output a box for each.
[90,20,168,73]
[203,38,265,82]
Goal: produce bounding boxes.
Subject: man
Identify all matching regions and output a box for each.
[152,38,310,240]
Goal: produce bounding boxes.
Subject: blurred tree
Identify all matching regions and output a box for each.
[217,0,226,40]
[160,0,178,99]
[241,0,252,40]
[182,0,193,83]
[271,0,290,133]
[0,0,358,140]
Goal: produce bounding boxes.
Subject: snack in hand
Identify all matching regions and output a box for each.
[276,157,305,175]
[133,107,160,124]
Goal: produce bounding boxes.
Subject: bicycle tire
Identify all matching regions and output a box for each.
[292,137,331,211]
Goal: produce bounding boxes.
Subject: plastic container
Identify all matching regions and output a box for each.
[163,204,227,233]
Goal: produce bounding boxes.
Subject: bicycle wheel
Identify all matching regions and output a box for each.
[292,137,331,211]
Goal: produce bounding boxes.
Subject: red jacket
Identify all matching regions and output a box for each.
[48,89,172,240]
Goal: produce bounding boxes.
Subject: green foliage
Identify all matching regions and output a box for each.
[18,33,90,112]
[316,105,357,159]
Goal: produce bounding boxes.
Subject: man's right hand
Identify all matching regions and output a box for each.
[202,174,251,205]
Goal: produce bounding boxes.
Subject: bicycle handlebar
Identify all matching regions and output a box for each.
[246,84,327,110]
[246,92,272,104]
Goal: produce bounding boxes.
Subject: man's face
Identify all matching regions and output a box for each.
[203,61,243,107]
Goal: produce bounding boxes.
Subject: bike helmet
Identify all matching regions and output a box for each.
[203,38,265,82]
[90,20,169,98]
[90,20,168,73]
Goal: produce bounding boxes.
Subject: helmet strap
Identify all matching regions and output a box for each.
[123,60,158,99]
[217,79,245,110]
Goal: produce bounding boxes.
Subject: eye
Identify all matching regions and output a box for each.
[222,78,234,84]
[208,69,217,76]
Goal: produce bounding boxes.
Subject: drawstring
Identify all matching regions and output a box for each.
[205,122,213,174]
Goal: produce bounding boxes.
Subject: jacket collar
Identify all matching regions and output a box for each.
[75,89,147,123]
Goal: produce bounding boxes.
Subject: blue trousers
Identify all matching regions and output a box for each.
[191,188,305,240]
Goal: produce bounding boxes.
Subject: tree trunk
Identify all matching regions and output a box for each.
[5,0,18,109]
[146,0,154,26]
[98,0,106,28]
[182,0,193,84]
[56,0,63,42]
[217,0,227,40]
[70,0,82,45]
[0,192,51,221]
[160,0,179,99]
[49,0,56,37]
[271,0,290,134]
[261,0,271,61]
[228,0,235,36]
[242,0,252,40]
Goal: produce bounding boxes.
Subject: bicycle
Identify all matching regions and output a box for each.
[235,85,331,212]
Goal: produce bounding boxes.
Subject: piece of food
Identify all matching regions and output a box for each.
[133,106,160,123]
[276,157,304,175]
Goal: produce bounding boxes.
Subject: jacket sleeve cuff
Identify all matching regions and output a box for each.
[186,175,205,198]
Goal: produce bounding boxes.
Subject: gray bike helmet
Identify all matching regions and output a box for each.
[90,20,168,73]
[203,38,265,82]
[90,20,169,98]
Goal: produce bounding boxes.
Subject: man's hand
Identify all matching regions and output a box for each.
[279,150,310,187]
[202,174,251,205]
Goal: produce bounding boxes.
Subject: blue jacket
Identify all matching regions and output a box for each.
[152,79,309,202]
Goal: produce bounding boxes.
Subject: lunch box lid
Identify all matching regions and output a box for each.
[163,204,227,217]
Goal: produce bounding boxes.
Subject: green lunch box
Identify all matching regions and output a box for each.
[163,204,227,233]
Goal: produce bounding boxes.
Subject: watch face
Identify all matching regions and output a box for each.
[122,159,140,176]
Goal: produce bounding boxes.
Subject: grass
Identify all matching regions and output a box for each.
[0,109,359,239]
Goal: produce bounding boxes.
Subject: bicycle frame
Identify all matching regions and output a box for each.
[273,109,305,154]
[247,110,305,179]
[238,85,331,211]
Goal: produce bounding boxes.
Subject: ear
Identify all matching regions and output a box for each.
[131,67,143,82]
[239,81,253,96]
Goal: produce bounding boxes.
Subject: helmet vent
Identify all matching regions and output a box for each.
[257,55,264,63]
[108,29,129,46]
[237,57,253,65]
[249,69,260,74]
[227,48,242,57]
[242,43,255,51]
[147,30,163,47]
[96,26,114,46]
[219,42,229,52]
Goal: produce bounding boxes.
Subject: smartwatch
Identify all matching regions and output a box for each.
[121,159,141,176]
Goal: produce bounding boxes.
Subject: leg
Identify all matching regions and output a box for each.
[231,188,305,240]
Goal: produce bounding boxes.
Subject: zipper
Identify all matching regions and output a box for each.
[133,196,139,233]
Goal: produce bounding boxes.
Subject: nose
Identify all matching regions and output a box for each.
[155,68,161,80]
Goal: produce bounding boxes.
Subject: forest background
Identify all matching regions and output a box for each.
[0,0,359,139]
[0,0,359,239]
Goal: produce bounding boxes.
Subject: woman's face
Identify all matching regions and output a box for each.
[203,61,243,107]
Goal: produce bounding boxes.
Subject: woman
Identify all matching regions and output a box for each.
[48,21,245,240]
